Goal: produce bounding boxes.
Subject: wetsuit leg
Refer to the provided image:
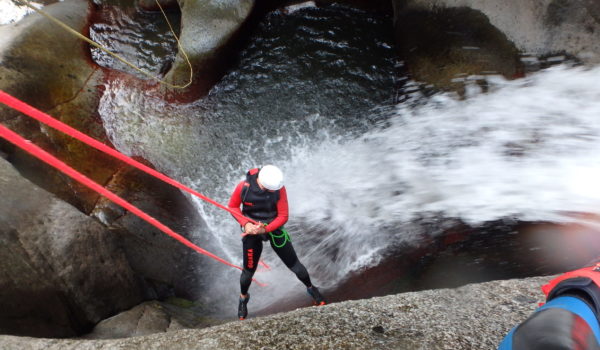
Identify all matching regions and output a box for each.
[240,235,263,295]
[269,230,312,287]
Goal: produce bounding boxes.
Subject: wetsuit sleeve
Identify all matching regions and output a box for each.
[265,186,289,232]
[228,181,250,227]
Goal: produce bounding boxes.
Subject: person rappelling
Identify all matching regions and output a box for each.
[228,165,326,320]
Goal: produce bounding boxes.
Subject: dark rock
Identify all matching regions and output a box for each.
[545,0,571,26]
[90,160,209,300]
[0,157,142,338]
[138,0,179,11]
[585,0,600,24]
[314,0,392,12]
[372,325,385,333]
[393,5,522,93]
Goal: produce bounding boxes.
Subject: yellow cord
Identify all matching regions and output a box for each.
[16,0,193,89]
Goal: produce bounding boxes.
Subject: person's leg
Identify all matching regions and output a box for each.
[269,229,311,287]
[269,229,326,305]
[239,235,263,320]
[240,235,263,296]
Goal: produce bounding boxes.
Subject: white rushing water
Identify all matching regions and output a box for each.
[0,0,46,25]
[274,64,600,291]
[293,65,600,227]
[99,64,600,311]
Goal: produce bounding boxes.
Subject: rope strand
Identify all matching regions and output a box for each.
[0,123,266,286]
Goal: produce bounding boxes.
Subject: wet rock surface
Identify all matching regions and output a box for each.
[333,219,600,303]
[394,6,522,92]
[0,276,550,349]
[394,0,600,65]
[162,0,255,97]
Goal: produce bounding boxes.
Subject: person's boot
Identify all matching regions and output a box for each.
[307,286,326,306]
[238,294,250,320]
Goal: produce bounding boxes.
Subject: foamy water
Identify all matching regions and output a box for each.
[291,65,600,226]
[0,0,45,25]
[260,65,600,291]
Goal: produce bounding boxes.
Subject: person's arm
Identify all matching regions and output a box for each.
[264,187,289,232]
[228,181,251,227]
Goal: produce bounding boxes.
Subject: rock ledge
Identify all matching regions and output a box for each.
[0,275,552,350]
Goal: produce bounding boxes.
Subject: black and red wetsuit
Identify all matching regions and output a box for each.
[228,168,312,295]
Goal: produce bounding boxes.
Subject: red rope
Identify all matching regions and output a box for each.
[0,90,259,226]
[0,122,266,287]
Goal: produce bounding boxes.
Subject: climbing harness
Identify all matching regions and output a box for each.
[270,228,291,248]
[0,91,266,286]
[15,0,193,89]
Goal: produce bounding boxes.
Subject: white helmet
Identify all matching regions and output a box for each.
[258,165,284,191]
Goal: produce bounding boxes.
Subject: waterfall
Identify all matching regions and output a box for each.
[99,64,600,312]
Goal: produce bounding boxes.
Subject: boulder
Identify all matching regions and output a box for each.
[162,0,255,98]
[0,275,552,349]
[83,301,176,339]
[393,0,600,65]
[0,157,142,338]
[83,298,223,339]
[392,3,522,92]
[0,0,122,213]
